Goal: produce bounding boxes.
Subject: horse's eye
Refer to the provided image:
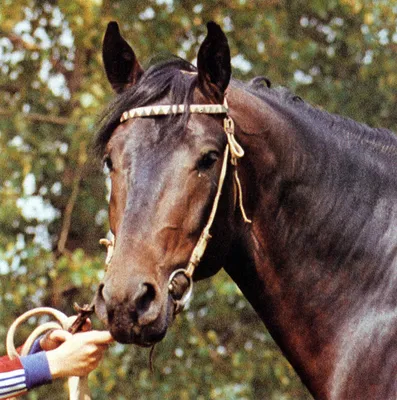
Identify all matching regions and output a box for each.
[197,151,219,171]
[103,155,113,172]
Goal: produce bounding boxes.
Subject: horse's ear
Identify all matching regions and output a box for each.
[102,22,144,94]
[197,22,231,103]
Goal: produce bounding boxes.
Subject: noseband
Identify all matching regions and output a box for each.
[101,98,251,314]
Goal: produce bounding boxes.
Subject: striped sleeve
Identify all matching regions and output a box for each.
[0,340,52,399]
[0,357,27,399]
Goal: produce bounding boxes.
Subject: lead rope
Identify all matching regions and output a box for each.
[223,116,252,224]
[6,307,91,400]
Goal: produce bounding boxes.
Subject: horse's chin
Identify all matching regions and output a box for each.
[110,325,168,346]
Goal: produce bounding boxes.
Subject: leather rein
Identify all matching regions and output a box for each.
[100,98,251,314]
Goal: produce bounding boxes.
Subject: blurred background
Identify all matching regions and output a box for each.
[1,1,397,399]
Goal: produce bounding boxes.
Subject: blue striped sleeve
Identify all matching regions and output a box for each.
[20,352,52,389]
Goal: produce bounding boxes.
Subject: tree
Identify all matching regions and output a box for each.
[1,1,396,398]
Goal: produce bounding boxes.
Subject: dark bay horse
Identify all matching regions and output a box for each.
[94,21,397,399]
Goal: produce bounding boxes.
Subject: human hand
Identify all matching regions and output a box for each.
[40,316,91,351]
[46,330,113,379]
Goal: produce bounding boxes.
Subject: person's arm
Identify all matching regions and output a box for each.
[0,342,52,399]
[0,330,112,399]
[0,356,27,398]
[0,356,31,399]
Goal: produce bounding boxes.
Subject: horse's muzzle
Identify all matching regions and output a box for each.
[94,281,172,345]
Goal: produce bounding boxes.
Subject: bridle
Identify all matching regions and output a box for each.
[101,98,251,314]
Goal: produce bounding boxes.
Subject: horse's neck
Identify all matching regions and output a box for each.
[226,86,397,399]
[226,219,397,399]
[224,231,334,398]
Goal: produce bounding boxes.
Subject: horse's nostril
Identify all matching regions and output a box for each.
[132,282,156,318]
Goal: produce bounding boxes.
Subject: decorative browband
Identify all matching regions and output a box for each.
[120,103,228,123]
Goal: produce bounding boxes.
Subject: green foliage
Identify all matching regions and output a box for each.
[1,0,396,398]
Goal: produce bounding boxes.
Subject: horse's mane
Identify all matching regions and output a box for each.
[241,77,397,274]
[244,76,397,160]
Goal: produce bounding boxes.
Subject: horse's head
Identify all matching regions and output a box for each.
[94,22,239,345]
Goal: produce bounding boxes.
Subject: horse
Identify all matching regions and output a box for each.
[93,21,397,399]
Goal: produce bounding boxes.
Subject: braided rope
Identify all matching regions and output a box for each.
[120,103,228,123]
[6,307,91,400]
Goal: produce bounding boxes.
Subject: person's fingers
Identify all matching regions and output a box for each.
[90,344,110,358]
[80,330,114,344]
[39,328,56,348]
[41,329,73,350]
[48,329,73,342]
[80,318,92,332]
[46,330,112,378]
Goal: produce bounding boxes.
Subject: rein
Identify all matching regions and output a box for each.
[101,98,251,313]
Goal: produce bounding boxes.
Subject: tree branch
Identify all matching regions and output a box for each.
[57,142,87,255]
[0,108,77,125]
[57,166,83,255]
[0,84,20,94]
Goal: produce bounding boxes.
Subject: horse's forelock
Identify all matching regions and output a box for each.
[94,57,198,158]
